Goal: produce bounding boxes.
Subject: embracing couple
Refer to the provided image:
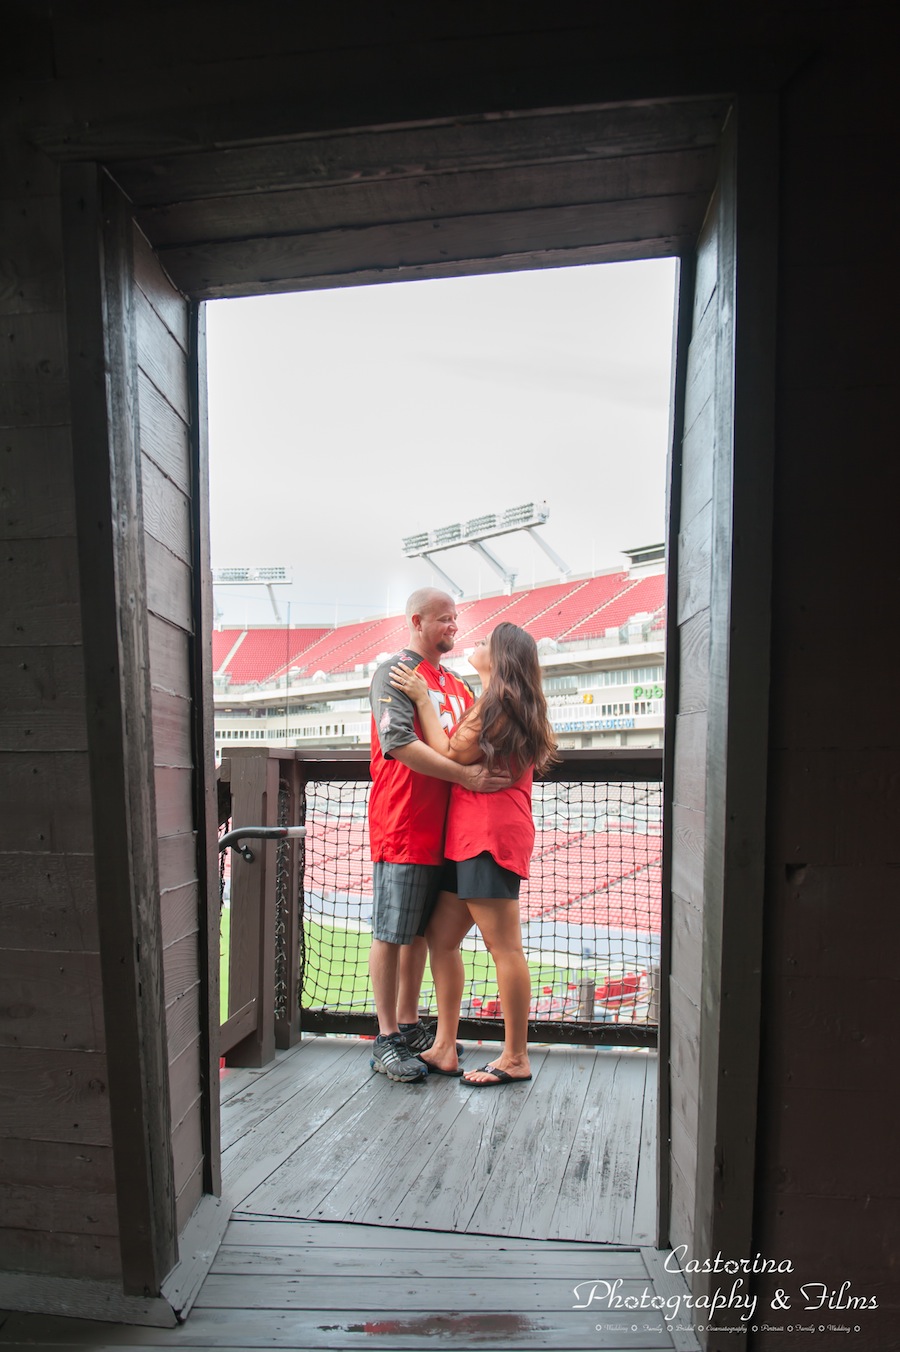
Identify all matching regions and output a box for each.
[367,587,557,1087]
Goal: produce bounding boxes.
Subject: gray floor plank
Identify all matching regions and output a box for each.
[195,1272,664,1311]
[374,1050,551,1234]
[218,1218,628,1252]
[223,1044,381,1208]
[210,1245,648,1280]
[235,1059,423,1218]
[465,1047,595,1239]
[0,1307,675,1349]
[631,1060,659,1246]
[639,1250,701,1352]
[311,1073,472,1225]
[221,1037,361,1148]
[548,1052,649,1244]
[219,1038,314,1104]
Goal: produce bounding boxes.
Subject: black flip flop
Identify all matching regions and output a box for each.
[462,1064,533,1087]
[417,1059,463,1077]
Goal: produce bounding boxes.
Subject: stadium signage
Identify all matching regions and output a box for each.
[554,717,636,731]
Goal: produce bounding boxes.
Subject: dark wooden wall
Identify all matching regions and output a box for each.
[753,20,900,1331]
[133,228,206,1234]
[0,115,121,1280]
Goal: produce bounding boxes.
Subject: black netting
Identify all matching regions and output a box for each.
[299,778,661,1030]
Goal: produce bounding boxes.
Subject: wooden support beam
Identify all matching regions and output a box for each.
[275,757,304,1051]
[157,194,709,300]
[62,163,177,1294]
[224,751,280,1067]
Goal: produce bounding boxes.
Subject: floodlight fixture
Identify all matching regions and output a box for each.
[212,565,293,621]
[401,500,570,595]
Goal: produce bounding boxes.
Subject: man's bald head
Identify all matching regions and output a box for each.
[405,587,455,625]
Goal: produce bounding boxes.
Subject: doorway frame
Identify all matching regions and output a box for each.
[67,90,778,1302]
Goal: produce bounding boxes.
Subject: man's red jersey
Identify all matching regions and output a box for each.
[369,649,473,866]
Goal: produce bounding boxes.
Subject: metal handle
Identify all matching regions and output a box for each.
[218,824,306,862]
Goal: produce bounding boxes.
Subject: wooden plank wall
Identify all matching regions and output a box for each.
[667,188,720,1258]
[0,122,120,1277]
[132,228,205,1234]
[751,20,900,1342]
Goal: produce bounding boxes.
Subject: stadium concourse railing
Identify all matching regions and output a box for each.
[217,746,663,1067]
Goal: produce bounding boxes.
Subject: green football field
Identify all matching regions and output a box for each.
[219,909,603,1023]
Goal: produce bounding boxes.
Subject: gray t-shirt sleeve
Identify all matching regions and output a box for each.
[370,654,419,758]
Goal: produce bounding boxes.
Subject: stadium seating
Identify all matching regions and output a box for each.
[212,629,244,674]
[214,569,667,685]
[561,573,667,641]
[527,572,631,641]
[219,627,331,684]
[288,619,383,676]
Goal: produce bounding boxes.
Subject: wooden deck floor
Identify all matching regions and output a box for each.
[0,1039,702,1352]
[220,1036,658,1245]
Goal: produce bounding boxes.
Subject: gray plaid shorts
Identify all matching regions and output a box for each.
[371,862,442,944]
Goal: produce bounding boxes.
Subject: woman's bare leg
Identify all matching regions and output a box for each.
[419,889,473,1073]
[463,897,532,1083]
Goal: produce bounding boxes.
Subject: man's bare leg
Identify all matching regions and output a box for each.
[368,937,401,1036]
[396,934,428,1026]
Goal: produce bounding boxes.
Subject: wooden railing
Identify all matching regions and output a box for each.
[218,746,664,1067]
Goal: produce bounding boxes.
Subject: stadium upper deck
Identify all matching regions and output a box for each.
[214,569,665,687]
[214,566,666,753]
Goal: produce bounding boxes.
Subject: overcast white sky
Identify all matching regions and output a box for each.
[205,258,677,628]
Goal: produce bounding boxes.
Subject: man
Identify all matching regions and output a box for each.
[367,587,500,1082]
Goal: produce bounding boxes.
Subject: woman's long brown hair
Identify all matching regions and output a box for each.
[462,622,558,776]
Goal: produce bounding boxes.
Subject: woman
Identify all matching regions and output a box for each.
[389,622,557,1086]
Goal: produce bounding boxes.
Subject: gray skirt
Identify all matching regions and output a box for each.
[439,851,522,901]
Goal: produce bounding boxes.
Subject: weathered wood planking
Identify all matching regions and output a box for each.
[0,852,98,953]
[546,1052,650,1245]
[174,1159,204,1236]
[139,147,716,248]
[220,1039,361,1154]
[631,1063,658,1247]
[218,1216,610,1251]
[0,1306,675,1350]
[0,426,77,540]
[0,645,87,752]
[147,616,192,699]
[0,1048,113,1144]
[466,1050,596,1239]
[0,950,105,1051]
[0,752,92,853]
[145,536,192,632]
[664,188,720,1269]
[160,881,200,951]
[115,100,726,206]
[138,372,191,494]
[168,1036,202,1131]
[153,768,194,839]
[157,831,198,893]
[211,1246,645,1279]
[160,193,710,300]
[230,1039,655,1247]
[0,1229,122,1283]
[164,982,201,1068]
[141,459,192,567]
[0,539,83,646]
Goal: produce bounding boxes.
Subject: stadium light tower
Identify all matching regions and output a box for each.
[402,501,571,596]
[212,565,293,622]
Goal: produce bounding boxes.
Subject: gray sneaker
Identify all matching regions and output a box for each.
[370,1033,428,1082]
[400,1019,463,1058]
